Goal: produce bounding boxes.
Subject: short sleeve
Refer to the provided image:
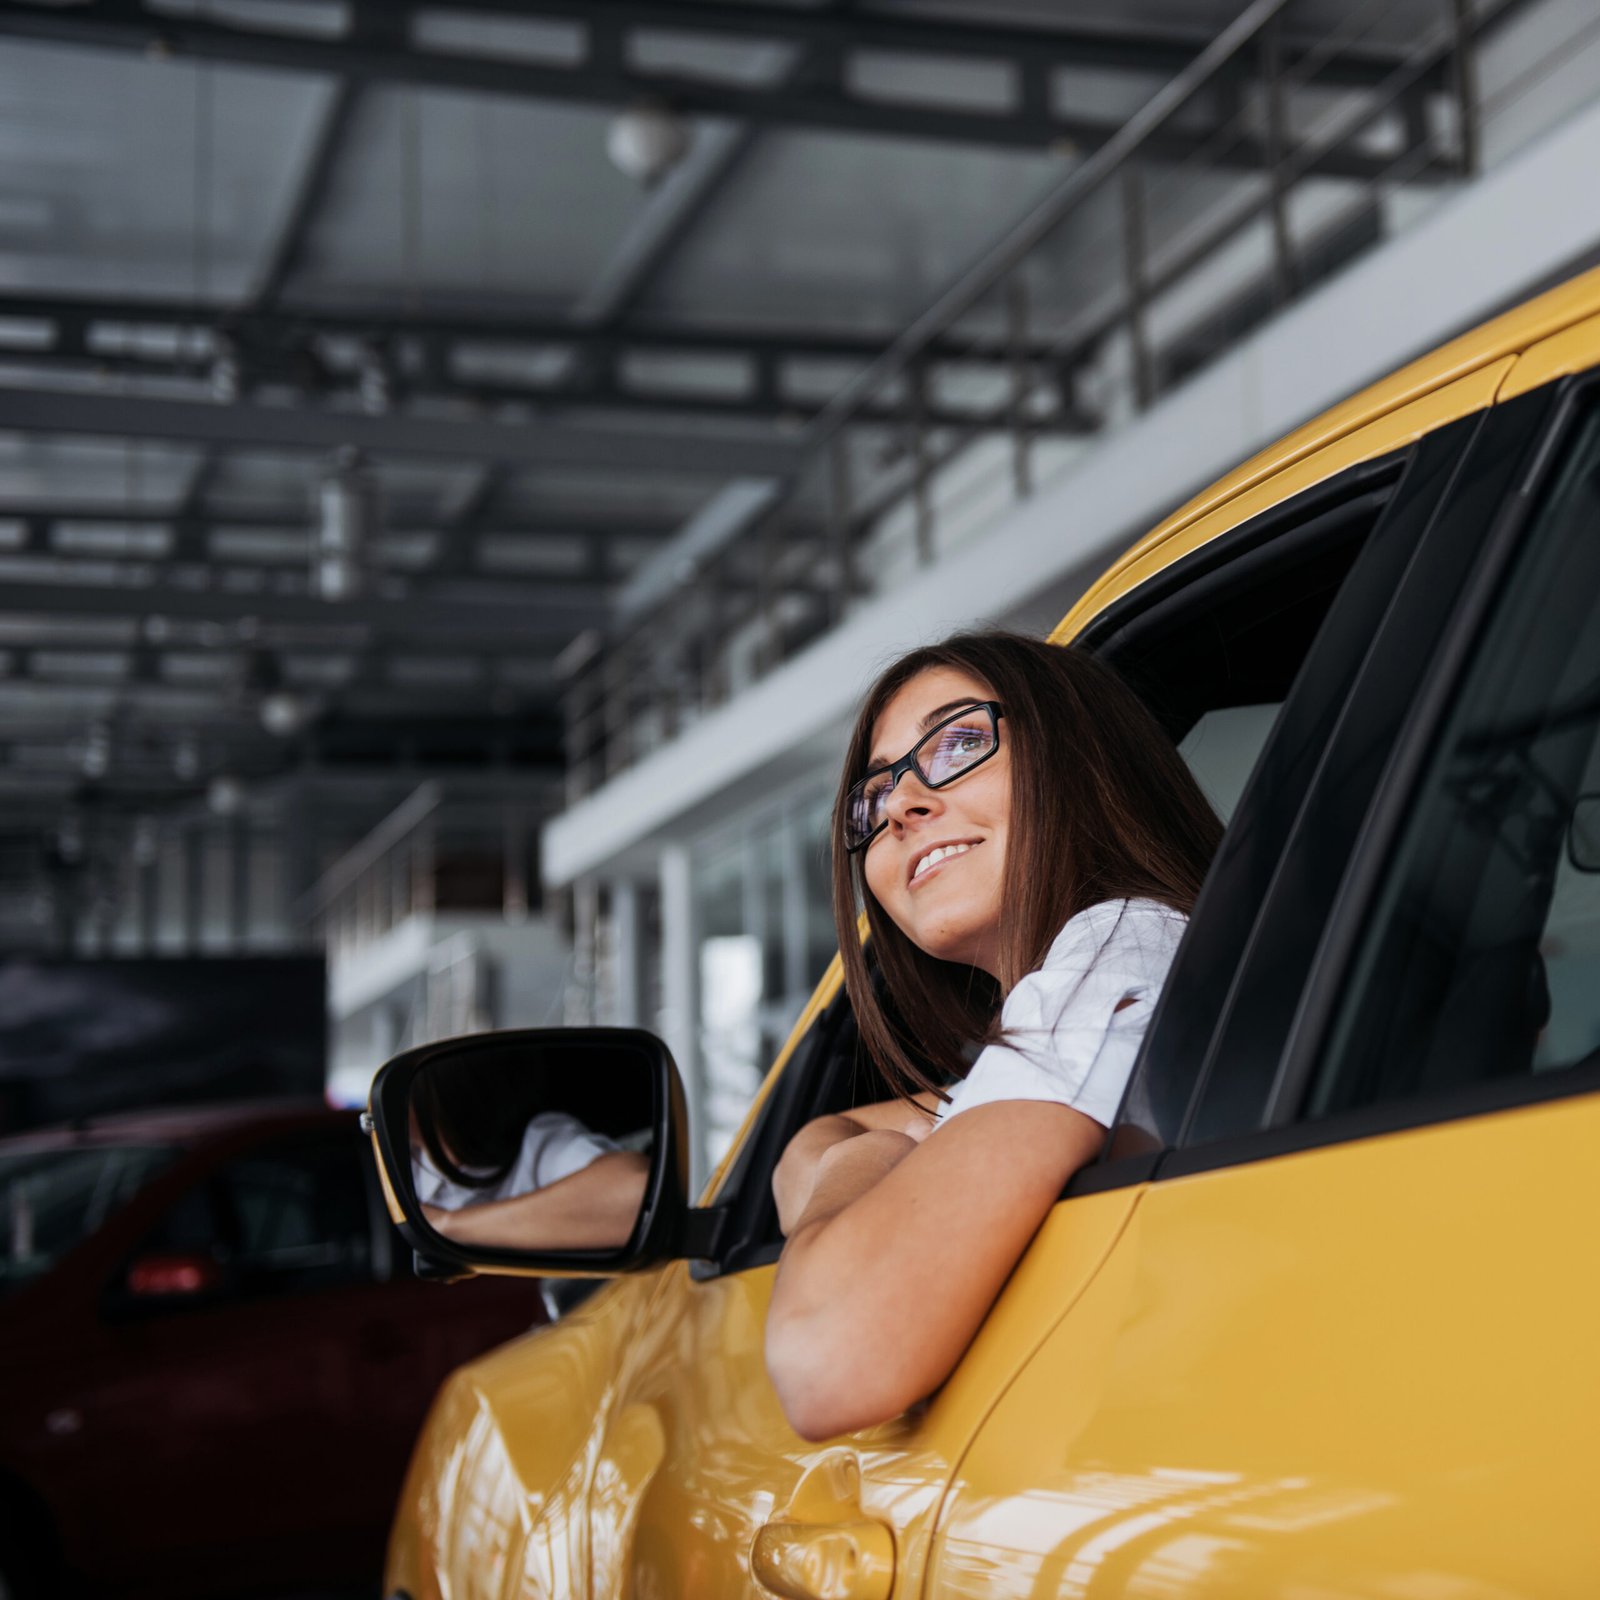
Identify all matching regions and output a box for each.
[518,1112,621,1189]
[937,898,1187,1130]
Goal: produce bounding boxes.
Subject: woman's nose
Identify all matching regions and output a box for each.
[883,769,940,829]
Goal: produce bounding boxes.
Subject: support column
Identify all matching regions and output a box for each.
[184,827,205,957]
[611,879,644,1029]
[658,843,704,1194]
[230,817,250,951]
[138,844,158,956]
[567,876,599,1026]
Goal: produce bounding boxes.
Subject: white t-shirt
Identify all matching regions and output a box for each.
[413,1111,620,1212]
[937,897,1188,1129]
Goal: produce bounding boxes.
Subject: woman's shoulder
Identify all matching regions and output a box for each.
[1041,897,1188,970]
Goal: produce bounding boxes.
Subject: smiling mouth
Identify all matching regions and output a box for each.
[910,840,980,885]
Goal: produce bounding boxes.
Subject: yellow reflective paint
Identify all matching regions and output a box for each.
[929,1093,1600,1595]
[1500,306,1600,401]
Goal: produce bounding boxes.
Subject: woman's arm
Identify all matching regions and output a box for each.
[772,1092,941,1235]
[421,1149,649,1251]
[765,1100,1104,1441]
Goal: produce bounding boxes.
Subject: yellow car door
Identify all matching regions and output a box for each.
[926,375,1600,1591]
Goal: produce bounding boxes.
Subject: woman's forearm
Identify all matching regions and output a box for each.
[425,1150,649,1250]
[766,1101,1103,1441]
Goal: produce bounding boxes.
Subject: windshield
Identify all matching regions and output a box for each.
[0,1144,179,1297]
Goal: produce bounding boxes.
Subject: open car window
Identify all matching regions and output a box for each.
[1178,702,1283,826]
[704,457,1407,1263]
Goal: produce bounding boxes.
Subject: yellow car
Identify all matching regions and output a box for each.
[367,264,1600,1599]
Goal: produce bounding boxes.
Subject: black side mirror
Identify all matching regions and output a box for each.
[367,1027,721,1279]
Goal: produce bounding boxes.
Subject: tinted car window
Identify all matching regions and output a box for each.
[218,1136,374,1294]
[1309,402,1600,1118]
[0,1143,178,1296]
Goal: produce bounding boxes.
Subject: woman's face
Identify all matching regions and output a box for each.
[860,665,1010,977]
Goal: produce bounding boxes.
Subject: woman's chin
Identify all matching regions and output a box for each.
[913,920,993,971]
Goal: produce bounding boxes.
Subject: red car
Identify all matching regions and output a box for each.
[0,1102,544,1599]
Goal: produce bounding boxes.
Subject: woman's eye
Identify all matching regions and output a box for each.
[937,728,986,759]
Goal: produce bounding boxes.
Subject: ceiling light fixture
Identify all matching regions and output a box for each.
[607,101,690,187]
[312,446,377,601]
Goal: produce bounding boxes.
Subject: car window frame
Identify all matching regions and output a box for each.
[691,982,863,1279]
[1161,375,1589,1178]
[1068,441,1434,1190]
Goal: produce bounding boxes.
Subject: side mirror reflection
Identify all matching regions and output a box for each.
[407,1038,654,1254]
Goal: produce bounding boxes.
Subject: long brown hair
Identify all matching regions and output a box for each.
[833,631,1222,1099]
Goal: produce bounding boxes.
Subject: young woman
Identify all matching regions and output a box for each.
[764,631,1222,1440]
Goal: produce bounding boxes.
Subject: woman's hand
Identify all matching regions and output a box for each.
[773,1115,862,1236]
[789,1129,918,1237]
[773,1097,938,1236]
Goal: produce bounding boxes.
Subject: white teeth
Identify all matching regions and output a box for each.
[913,842,974,881]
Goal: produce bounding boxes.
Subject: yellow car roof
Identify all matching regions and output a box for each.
[1052,262,1600,645]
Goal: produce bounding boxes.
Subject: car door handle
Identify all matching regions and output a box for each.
[750,1516,894,1600]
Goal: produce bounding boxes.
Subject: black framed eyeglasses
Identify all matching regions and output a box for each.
[843,701,1003,852]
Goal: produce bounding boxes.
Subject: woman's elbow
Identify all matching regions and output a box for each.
[763,1304,919,1442]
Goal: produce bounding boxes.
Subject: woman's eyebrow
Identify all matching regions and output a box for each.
[919,699,983,730]
[866,700,983,767]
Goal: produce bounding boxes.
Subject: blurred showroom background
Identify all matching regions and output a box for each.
[2,2,1599,1593]
[0,1,1598,1199]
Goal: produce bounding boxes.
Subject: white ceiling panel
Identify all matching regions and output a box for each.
[202,451,480,522]
[498,465,722,526]
[287,87,678,311]
[0,39,336,302]
[0,437,199,510]
[636,128,1071,333]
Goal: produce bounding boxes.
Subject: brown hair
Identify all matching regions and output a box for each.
[833,630,1223,1099]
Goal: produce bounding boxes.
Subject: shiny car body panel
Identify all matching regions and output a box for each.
[930,1092,1600,1594]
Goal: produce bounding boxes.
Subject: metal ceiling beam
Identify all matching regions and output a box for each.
[11,646,554,691]
[0,579,606,639]
[0,0,1442,155]
[0,384,806,476]
[0,555,612,610]
[17,352,1091,434]
[13,289,1068,367]
[1,503,675,580]
[0,503,678,538]
[472,1,1425,87]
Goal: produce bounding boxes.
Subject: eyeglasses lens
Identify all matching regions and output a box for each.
[917,716,996,785]
[845,708,996,849]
